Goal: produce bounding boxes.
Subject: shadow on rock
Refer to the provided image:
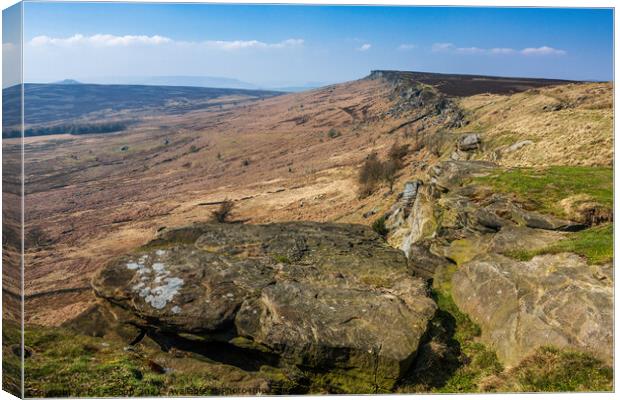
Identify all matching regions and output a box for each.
[145,330,281,372]
[398,302,463,391]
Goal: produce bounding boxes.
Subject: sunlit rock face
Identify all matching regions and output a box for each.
[452,253,613,366]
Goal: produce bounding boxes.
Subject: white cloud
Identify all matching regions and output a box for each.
[520,46,567,56]
[455,47,485,54]
[432,42,455,52]
[30,34,172,47]
[357,43,372,51]
[28,34,304,51]
[490,47,516,55]
[431,42,566,56]
[397,43,417,51]
[202,38,303,50]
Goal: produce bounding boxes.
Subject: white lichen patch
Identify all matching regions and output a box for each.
[156,249,167,257]
[126,262,141,270]
[152,262,166,273]
[143,276,184,309]
[128,255,184,311]
[171,306,182,314]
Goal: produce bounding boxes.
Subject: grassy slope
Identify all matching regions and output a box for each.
[483,347,613,392]
[456,82,613,167]
[506,223,613,265]
[473,166,612,218]
[18,323,300,397]
[473,166,613,264]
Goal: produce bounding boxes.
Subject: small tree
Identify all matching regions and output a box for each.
[358,152,385,197]
[358,152,384,184]
[383,159,399,193]
[327,128,341,139]
[372,215,389,238]
[387,142,409,165]
[212,200,234,223]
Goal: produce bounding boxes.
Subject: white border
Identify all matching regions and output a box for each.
[0,1,616,400]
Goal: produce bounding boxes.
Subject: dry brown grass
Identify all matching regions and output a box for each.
[14,78,613,325]
[456,82,613,167]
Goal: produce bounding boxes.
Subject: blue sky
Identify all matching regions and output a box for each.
[9,3,615,87]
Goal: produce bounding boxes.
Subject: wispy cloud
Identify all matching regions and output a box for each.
[455,47,485,55]
[521,46,567,56]
[432,42,566,56]
[397,43,417,51]
[30,34,172,47]
[431,42,455,52]
[490,47,516,55]
[202,38,303,50]
[29,34,304,51]
[357,43,372,51]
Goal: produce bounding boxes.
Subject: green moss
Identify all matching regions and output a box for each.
[473,166,612,218]
[307,369,390,394]
[23,325,163,397]
[399,265,500,393]
[272,254,291,264]
[487,347,612,392]
[20,324,269,397]
[3,319,22,397]
[445,239,480,266]
[504,223,613,264]
[438,344,502,393]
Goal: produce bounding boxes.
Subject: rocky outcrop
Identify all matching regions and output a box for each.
[92,222,436,390]
[386,184,437,259]
[452,253,613,366]
[456,133,481,152]
[384,158,613,366]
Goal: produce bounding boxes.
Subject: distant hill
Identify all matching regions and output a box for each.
[80,75,259,90]
[2,83,282,135]
[367,70,578,96]
[54,79,82,85]
[127,76,258,90]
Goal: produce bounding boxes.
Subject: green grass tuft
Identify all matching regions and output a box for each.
[504,223,613,264]
[272,254,291,264]
[371,215,388,238]
[484,346,612,392]
[473,166,612,219]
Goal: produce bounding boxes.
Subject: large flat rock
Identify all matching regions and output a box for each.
[452,253,612,366]
[92,222,436,389]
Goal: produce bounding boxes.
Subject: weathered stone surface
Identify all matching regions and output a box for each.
[457,133,481,151]
[92,222,436,388]
[559,194,613,226]
[398,188,438,257]
[452,253,613,366]
[383,159,612,372]
[505,139,533,153]
[511,207,587,231]
[406,240,451,279]
[429,160,496,191]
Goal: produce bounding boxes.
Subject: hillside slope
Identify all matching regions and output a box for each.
[5,72,611,325]
[3,70,613,395]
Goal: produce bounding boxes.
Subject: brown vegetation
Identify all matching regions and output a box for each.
[357,142,409,197]
[211,200,235,223]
